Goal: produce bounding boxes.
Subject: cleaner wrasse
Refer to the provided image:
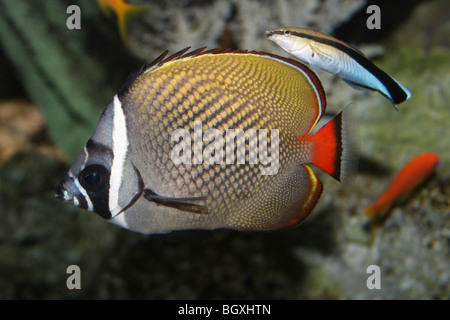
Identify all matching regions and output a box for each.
[266,27,411,108]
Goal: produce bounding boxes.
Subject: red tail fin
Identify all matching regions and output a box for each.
[305,109,357,182]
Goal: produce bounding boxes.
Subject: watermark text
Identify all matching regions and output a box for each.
[171,121,279,175]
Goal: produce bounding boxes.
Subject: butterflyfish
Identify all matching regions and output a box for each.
[266,27,411,108]
[365,152,440,221]
[55,47,357,234]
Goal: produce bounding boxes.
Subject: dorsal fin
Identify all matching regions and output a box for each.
[119,47,325,115]
[160,47,193,63]
[144,47,255,71]
[141,47,322,79]
[150,49,170,66]
[117,62,148,98]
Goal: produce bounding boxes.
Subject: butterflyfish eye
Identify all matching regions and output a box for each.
[283,30,291,36]
[79,164,109,191]
[85,172,101,186]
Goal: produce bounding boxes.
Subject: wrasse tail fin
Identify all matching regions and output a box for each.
[307,108,358,182]
[391,78,412,104]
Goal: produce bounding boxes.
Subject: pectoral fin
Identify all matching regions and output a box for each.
[143,189,208,214]
[310,42,333,63]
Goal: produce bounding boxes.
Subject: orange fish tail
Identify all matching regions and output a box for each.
[364,201,392,221]
[364,202,381,220]
[97,0,114,16]
[306,108,358,182]
[97,0,151,44]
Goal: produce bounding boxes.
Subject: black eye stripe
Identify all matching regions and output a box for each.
[75,195,88,210]
[77,164,112,219]
[86,139,113,156]
[79,164,110,191]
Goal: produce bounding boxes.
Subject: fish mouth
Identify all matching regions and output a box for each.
[55,177,93,212]
[265,30,274,38]
[55,181,67,200]
[55,180,71,202]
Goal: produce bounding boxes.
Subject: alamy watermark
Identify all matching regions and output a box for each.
[170,121,280,175]
[366,5,381,30]
[66,4,381,32]
[366,265,381,290]
[66,265,81,290]
[66,5,81,30]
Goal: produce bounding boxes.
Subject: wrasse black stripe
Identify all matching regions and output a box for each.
[272,30,408,104]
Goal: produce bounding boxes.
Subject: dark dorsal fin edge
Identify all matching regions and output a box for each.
[118,47,326,111]
[117,50,169,98]
[157,47,325,114]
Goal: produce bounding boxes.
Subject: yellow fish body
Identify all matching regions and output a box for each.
[56,48,356,234]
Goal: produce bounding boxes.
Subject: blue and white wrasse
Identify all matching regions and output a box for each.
[266,27,411,108]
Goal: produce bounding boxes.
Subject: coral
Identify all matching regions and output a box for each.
[131,0,365,60]
[235,0,365,49]
[0,0,132,159]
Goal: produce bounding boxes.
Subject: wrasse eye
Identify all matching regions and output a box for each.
[283,30,291,37]
[79,164,109,191]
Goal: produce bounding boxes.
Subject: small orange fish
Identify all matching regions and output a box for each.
[97,0,150,45]
[365,152,440,221]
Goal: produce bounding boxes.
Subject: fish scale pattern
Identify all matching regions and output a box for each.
[123,50,326,230]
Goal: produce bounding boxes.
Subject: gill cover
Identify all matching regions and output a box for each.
[60,95,144,219]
